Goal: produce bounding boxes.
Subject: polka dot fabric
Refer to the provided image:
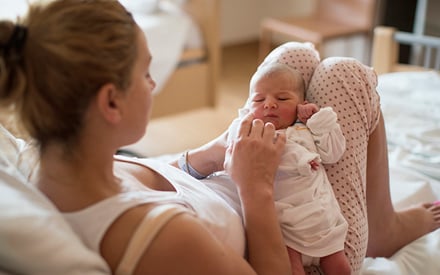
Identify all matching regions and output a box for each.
[303,57,380,274]
[259,42,320,90]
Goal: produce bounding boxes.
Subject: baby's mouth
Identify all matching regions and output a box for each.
[263,114,279,124]
[265,113,278,119]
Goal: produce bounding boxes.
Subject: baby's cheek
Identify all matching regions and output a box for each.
[251,108,264,120]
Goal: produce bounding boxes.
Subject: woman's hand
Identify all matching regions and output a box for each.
[224,113,286,199]
[224,113,290,275]
[170,129,228,177]
[206,129,229,172]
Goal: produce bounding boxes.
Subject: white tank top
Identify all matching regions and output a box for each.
[63,156,245,257]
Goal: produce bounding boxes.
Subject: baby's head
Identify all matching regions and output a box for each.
[249,63,305,99]
[244,63,305,130]
[259,41,320,90]
[237,42,320,130]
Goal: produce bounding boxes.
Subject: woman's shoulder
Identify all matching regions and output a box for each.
[100,203,191,272]
[112,203,251,274]
[102,202,251,274]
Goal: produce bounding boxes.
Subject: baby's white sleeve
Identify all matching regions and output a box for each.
[306,107,346,163]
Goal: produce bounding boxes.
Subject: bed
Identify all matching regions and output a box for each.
[118,0,220,118]
[361,26,440,274]
[136,0,220,118]
[371,26,440,74]
[0,0,220,119]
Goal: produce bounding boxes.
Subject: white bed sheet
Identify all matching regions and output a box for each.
[131,1,204,93]
[379,71,440,181]
[361,71,440,274]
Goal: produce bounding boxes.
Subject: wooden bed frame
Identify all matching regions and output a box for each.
[150,0,220,118]
[371,26,440,74]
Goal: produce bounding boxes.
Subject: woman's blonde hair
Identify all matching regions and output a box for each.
[0,0,137,150]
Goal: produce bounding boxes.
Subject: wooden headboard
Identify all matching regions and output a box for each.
[371,26,440,74]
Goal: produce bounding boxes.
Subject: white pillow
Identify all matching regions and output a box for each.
[119,0,160,14]
[0,126,110,274]
[0,125,38,179]
[162,0,187,6]
[0,0,29,20]
[0,0,43,20]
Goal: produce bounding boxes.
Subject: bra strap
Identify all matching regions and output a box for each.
[115,204,189,275]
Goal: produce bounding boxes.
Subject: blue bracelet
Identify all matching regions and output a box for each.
[177,151,207,179]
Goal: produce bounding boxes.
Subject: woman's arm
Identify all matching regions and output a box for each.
[224,114,290,275]
[169,129,228,177]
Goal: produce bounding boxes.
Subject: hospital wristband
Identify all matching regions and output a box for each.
[178,151,207,179]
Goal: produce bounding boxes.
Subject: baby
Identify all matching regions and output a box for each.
[227,62,350,275]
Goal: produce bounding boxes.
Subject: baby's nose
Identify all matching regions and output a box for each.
[264,100,277,109]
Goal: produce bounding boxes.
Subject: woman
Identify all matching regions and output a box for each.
[0,0,290,274]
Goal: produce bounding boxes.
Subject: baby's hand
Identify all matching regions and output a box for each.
[309,159,319,170]
[297,101,319,124]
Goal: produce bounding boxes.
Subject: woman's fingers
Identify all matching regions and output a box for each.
[249,119,265,138]
[237,112,284,143]
[237,113,253,138]
[238,112,278,141]
[261,121,276,142]
[237,113,267,139]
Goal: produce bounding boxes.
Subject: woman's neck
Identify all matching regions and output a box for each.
[36,142,120,212]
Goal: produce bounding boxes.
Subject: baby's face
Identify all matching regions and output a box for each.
[249,70,303,130]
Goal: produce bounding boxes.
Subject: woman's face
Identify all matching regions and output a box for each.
[249,70,303,130]
[123,28,156,143]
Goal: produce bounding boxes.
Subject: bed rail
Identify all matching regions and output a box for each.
[395,31,440,70]
[371,26,440,74]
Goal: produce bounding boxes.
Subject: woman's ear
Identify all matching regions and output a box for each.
[96,83,124,124]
